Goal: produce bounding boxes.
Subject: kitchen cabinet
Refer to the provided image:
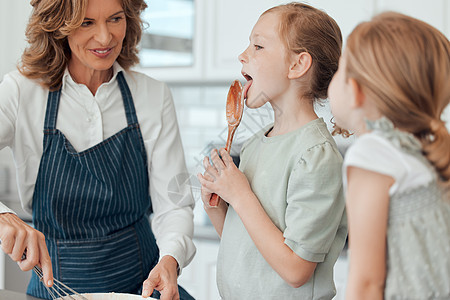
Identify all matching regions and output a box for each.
[135,0,205,81]
[202,0,282,81]
[137,0,450,83]
[1,0,449,83]
[203,0,383,81]
[0,0,432,82]
[139,0,375,83]
[204,0,375,81]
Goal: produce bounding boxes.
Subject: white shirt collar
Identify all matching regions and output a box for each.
[62,61,125,89]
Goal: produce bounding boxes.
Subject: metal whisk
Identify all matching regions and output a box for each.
[31,264,88,300]
[0,240,88,300]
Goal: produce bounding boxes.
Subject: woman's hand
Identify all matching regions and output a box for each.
[197,148,251,208]
[142,255,179,300]
[0,213,53,287]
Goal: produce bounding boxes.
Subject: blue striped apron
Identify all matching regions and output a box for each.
[27,72,164,299]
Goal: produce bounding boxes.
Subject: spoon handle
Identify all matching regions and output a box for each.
[225,125,238,152]
[209,125,238,207]
[209,193,221,207]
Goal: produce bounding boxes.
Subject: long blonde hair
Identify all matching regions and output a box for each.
[346,12,450,181]
[19,0,147,90]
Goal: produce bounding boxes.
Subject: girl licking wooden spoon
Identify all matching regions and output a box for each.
[197,3,347,299]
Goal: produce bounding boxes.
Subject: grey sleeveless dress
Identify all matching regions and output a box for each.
[366,118,450,300]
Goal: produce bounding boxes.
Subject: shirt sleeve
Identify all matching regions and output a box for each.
[344,135,405,179]
[0,73,18,150]
[147,83,196,270]
[0,73,19,214]
[283,142,345,263]
[0,202,16,214]
[343,134,407,194]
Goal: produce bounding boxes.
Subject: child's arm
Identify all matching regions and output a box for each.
[345,166,394,300]
[202,200,228,237]
[232,189,317,287]
[198,148,317,287]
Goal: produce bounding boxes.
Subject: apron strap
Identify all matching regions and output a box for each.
[117,71,139,126]
[44,89,62,131]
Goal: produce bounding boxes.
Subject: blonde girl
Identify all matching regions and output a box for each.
[328,12,450,299]
[198,3,347,299]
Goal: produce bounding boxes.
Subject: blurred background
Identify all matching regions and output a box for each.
[0,0,449,299]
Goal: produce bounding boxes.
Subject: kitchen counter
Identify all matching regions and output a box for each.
[0,289,41,300]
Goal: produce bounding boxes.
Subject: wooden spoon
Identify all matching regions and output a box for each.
[209,80,244,207]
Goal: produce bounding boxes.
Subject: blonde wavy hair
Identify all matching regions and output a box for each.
[19,0,147,90]
[346,12,450,182]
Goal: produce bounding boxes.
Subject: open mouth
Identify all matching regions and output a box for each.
[243,73,252,81]
[242,72,253,100]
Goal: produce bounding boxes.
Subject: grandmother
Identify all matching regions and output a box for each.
[0,0,195,299]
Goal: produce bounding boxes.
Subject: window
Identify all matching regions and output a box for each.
[140,0,195,68]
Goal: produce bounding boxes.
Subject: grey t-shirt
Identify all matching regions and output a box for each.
[217,118,348,299]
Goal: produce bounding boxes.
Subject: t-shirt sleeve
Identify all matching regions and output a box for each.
[344,135,404,179]
[284,142,345,263]
[343,134,405,188]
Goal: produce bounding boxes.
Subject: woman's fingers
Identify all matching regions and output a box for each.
[0,213,53,286]
[16,233,37,271]
[9,230,26,262]
[0,214,28,262]
[38,239,53,287]
[142,274,157,298]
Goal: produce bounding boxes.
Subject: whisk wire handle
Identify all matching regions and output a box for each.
[0,240,87,300]
[33,265,88,299]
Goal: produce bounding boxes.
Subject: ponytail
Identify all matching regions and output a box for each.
[421,120,450,182]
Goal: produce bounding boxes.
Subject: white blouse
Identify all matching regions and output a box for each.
[0,62,195,269]
[343,131,433,195]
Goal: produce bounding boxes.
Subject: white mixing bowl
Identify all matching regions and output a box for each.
[59,293,157,300]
